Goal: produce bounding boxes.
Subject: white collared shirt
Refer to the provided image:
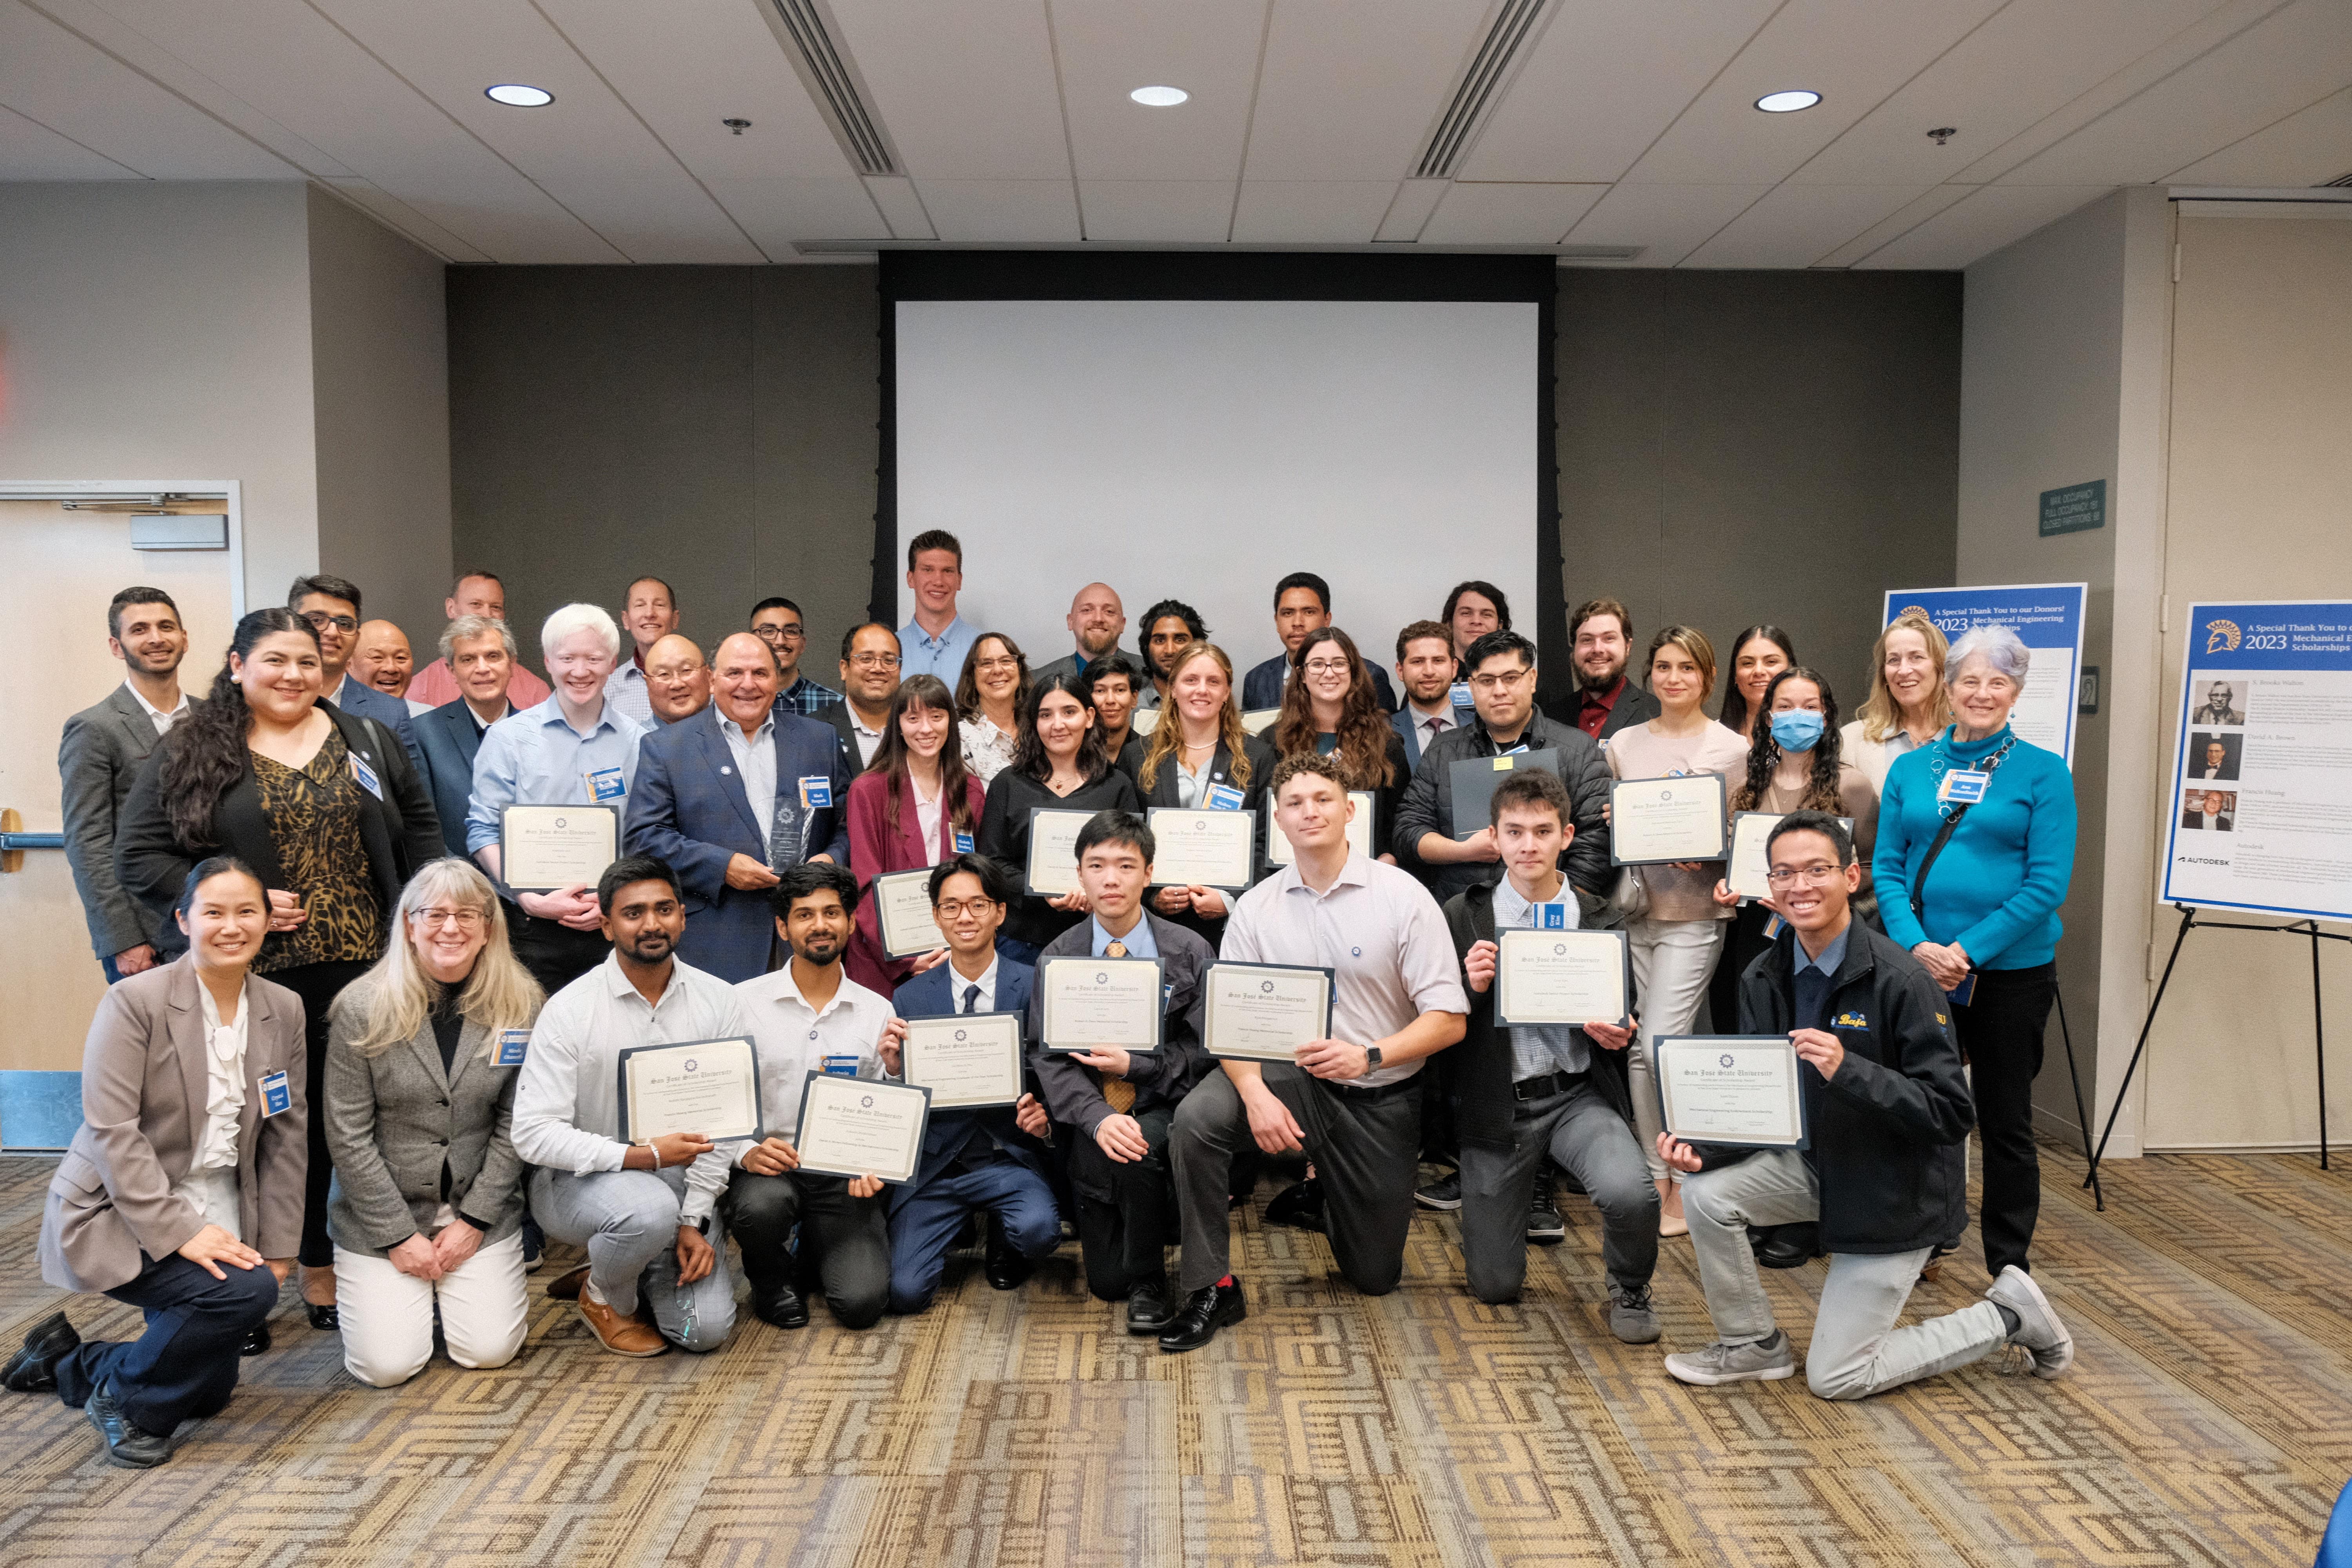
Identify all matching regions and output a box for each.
[126,682,189,736]
[846,709,886,766]
[1490,877,1588,1079]
[941,954,999,1016]
[189,978,249,1172]
[603,659,654,728]
[732,962,893,1143]
[719,708,780,839]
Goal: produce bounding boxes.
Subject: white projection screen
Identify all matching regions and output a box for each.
[893,298,1539,681]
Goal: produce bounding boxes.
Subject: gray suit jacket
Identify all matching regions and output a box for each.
[58,685,181,959]
[1026,911,1216,1140]
[322,986,529,1256]
[40,956,308,1293]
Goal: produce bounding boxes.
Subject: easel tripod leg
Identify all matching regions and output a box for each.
[2089,905,2198,1191]
[2054,978,2102,1210]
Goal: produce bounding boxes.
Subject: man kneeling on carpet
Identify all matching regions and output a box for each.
[1657,811,2071,1397]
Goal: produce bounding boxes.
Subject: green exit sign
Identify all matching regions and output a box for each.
[2039,479,2105,537]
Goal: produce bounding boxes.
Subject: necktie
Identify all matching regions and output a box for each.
[1105,940,1127,958]
[1099,940,1137,1112]
[962,985,980,1014]
[1427,717,1444,742]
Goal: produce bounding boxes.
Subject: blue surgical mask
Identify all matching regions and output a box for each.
[1768,710,1826,752]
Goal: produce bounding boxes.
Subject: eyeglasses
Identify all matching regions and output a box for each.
[848,653,901,670]
[755,624,805,642]
[299,611,358,634]
[1764,864,1843,888]
[973,657,1021,675]
[935,898,999,918]
[1468,667,1532,692]
[1301,659,1351,677]
[411,906,486,930]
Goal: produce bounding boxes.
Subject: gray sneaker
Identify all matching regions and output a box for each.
[1985,1265,2073,1378]
[1664,1329,1795,1386]
[1607,1283,1660,1345]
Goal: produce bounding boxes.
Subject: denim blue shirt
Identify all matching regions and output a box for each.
[898,613,980,684]
[465,694,647,869]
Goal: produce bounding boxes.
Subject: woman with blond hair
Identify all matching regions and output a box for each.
[1134,642,1275,950]
[1842,610,1952,797]
[323,858,541,1387]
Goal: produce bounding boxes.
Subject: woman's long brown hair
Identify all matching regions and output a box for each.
[1270,627,1394,789]
[866,674,976,837]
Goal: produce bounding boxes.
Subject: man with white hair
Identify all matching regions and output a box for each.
[1033,582,1129,687]
[468,603,648,992]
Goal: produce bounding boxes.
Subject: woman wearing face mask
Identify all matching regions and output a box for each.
[1843,611,1953,797]
[1132,643,1276,951]
[978,671,1142,966]
[1717,626,1796,740]
[1269,627,1408,862]
[956,633,1029,786]
[846,675,986,993]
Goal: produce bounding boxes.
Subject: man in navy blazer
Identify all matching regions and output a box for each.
[1239,571,1397,714]
[410,615,524,859]
[887,855,1060,1315]
[624,634,851,983]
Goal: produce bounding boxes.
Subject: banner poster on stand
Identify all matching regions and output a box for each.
[2161,599,2352,924]
[1884,583,2088,768]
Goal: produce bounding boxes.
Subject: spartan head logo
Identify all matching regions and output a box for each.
[2204,619,2241,654]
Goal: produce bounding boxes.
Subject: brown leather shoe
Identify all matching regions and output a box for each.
[545,1265,588,1301]
[577,1293,667,1357]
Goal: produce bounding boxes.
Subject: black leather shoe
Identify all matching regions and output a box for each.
[1757,1223,1820,1270]
[1158,1279,1247,1354]
[752,1285,810,1330]
[984,1221,1034,1291]
[3,1311,78,1394]
[1526,1166,1566,1245]
[306,1302,340,1331]
[1126,1278,1180,1336]
[85,1384,171,1468]
[240,1323,271,1357]
[1265,1178,1324,1234]
[1414,1171,1463,1210]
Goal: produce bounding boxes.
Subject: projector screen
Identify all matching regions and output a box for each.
[893,298,1538,686]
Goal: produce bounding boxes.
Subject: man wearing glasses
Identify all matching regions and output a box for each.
[290,573,422,772]
[750,597,842,716]
[820,623,902,768]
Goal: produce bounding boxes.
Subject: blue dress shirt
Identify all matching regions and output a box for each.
[465,694,648,880]
[898,613,980,684]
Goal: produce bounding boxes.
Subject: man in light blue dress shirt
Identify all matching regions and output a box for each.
[897,529,982,683]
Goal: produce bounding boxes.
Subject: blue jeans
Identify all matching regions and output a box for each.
[886,1158,1059,1315]
[54,1252,279,1436]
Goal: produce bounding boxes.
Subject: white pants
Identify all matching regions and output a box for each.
[334,1228,529,1388]
[1626,917,1728,1181]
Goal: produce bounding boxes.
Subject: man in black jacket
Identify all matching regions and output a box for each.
[1657,812,2073,1397]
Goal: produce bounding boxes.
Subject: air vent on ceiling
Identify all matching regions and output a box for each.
[1416,0,1554,180]
[764,0,896,176]
[2322,170,2352,188]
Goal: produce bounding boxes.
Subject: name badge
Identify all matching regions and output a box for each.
[1762,913,1786,940]
[800,775,834,810]
[821,1053,861,1077]
[1449,682,1474,709]
[348,751,384,800]
[1204,783,1245,812]
[260,1070,292,1117]
[495,1029,529,1067]
[1498,745,1530,759]
[954,830,975,854]
[586,766,626,802]
[1536,902,1570,930]
[1937,769,1990,805]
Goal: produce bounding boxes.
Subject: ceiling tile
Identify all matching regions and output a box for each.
[1230,180,1397,242]
[1855,183,2111,267]
[316,177,496,261]
[1374,177,1447,239]
[1421,181,1606,244]
[828,0,1069,180]
[1051,0,1267,181]
[1810,183,1976,267]
[2166,83,2352,183]
[1460,0,1780,183]
[0,97,135,176]
[864,174,936,239]
[1243,0,1490,180]
[703,177,888,251]
[1683,183,1932,267]
[916,178,1082,241]
[1077,179,1236,241]
[1561,182,1771,267]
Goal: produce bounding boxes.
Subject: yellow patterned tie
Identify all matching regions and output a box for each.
[1102,941,1137,1112]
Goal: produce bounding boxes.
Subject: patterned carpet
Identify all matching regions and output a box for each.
[0,1142,2343,1567]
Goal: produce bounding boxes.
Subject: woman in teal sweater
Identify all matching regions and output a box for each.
[1875,625,2075,1281]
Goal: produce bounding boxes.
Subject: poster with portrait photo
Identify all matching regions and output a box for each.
[2183,731,2241,783]
[2179,788,2236,833]
[2185,675,2248,728]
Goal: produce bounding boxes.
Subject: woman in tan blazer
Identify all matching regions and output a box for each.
[4,857,307,1468]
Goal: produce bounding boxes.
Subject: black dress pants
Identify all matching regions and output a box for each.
[268,958,372,1269]
[55,1252,279,1436]
[507,905,610,997]
[720,1167,890,1328]
[1952,962,2056,1276]
[1069,1106,1177,1301]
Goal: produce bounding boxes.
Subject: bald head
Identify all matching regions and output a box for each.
[646,633,710,724]
[351,620,414,697]
[712,631,783,726]
[1067,581,1126,662]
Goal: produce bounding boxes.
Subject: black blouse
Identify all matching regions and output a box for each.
[978,766,1143,947]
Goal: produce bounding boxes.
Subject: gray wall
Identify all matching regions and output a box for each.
[1556,269,1962,716]
[447,265,878,680]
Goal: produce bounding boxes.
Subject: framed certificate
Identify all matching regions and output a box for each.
[1202,961,1333,1062]
[1725,812,1855,902]
[1146,808,1254,889]
[900,1012,1025,1109]
[1653,1036,1808,1150]
[1038,954,1165,1053]
[1025,807,1096,898]
[1494,928,1630,1028]
[1263,789,1375,868]
[500,804,619,891]
[871,867,946,958]
[1240,708,1281,736]
[1449,750,1560,839]
[1608,773,1728,865]
[615,1035,762,1144]
[794,1073,930,1182]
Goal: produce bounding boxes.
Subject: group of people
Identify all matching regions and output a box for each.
[19,529,2079,1469]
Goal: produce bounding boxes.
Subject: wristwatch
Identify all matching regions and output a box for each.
[1364,1046,1384,1071]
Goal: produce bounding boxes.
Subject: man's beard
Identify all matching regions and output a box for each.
[1575,657,1626,694]
[794,938,844,967]
[618,929,675,964]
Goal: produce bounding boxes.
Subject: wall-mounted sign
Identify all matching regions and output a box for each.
[2038,479,2105,537]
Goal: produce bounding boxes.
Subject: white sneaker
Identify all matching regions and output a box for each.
[1664,1329,1796,1386]
[1986,1265,2073,1378]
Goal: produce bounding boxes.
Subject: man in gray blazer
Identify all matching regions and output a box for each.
[59,588,194,981]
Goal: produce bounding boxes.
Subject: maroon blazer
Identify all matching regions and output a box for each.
[844,768,986,995]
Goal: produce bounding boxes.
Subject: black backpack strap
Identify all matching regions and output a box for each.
[1908,805,1969,921]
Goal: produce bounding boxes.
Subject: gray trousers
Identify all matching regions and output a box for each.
[531,1165,736,1353]
[1683,1149,2007,1400]
[1171,1065,1420,1296]
[1458,1079,1659,1303]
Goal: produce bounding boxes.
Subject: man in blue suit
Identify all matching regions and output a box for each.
[888,854,1060,1314]
[624,633,851,983]
[1239,572,1398,714]
[290,573,422,773]
[411,615,523,858]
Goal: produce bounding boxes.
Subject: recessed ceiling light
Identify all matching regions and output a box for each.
[485,83,554,107]
[1129,85,1188,107]
[1754,89,1820,113]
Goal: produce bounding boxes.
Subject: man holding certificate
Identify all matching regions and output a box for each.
[1028,811,1216,1336]
[1165,756,1467,1354]
[511,856,744,1358]
[1655,813,2073,1398]
[1441,770,1660,1339]
[726,863,906,1331]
